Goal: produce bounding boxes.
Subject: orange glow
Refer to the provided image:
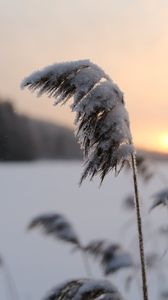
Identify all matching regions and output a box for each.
[132,128,168,154]
[158,133,168,153]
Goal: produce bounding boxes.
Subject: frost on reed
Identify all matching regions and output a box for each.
[21,60,134,183]
[43,278,124,300]
[28,213,80,245]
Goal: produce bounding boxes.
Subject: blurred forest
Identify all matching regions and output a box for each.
[0,98,167,162]
[0,98,82,161]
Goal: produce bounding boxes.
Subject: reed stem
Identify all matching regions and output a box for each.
[131,152,149,300]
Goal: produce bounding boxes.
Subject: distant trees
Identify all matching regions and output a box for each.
[0,98,81,161]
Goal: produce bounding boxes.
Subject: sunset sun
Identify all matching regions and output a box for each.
[159,133,168,152]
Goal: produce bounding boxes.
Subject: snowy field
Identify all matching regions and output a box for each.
[0,160,168,300]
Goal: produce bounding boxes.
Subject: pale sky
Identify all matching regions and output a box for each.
[0,0,168,152]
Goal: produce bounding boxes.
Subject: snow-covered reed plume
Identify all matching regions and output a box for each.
[83,240,133,274]
[43,278,124,300]
[21,60,148,300]
[28,213,80,245]
[28,213,92,276]
[21,60,134,184]
[101,245,133,275]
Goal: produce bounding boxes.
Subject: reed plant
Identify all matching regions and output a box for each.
[21,59,149,300]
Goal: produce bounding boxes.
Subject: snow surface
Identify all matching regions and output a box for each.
[0,161,168,300]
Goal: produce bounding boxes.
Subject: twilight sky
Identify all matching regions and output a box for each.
[0,0,168,152]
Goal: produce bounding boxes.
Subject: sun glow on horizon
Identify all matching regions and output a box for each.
[133,129,168,154]
[158,133,168,153]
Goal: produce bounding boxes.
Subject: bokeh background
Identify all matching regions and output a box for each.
[0,2,168,300]
[1,0,168,154]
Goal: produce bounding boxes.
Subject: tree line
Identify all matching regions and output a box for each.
[0,99,81,161]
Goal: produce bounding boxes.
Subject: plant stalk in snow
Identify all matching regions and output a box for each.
[131,152,148,300]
